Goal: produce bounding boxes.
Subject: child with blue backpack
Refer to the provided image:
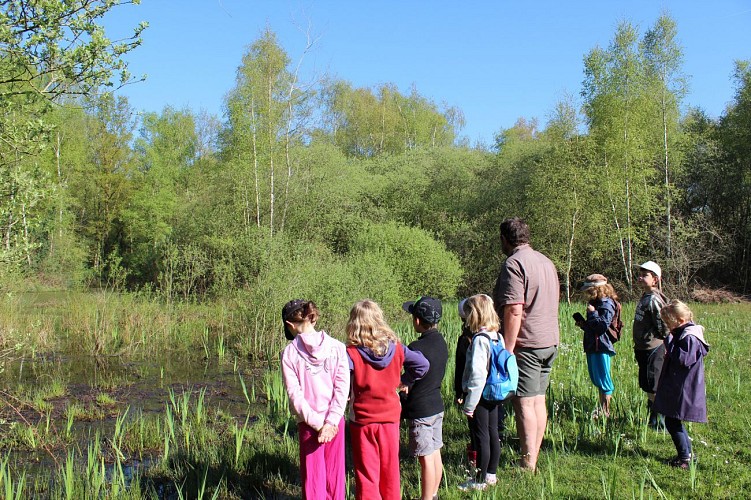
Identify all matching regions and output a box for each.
[460,294,505,491]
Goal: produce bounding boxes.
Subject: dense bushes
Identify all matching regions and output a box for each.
[350,221,463,300]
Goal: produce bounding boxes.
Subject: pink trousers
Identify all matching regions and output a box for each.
[298,418,345,500]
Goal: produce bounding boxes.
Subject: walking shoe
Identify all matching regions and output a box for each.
[668,456,696,469]
[458,479,487,491]
[485,473,498,485]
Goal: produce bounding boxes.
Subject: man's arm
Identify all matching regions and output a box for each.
[503,303,524,354]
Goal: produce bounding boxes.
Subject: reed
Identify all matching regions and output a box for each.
[0,455,26,500]
[0,301,748,498]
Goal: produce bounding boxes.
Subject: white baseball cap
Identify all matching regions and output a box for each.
[639,261,661,279]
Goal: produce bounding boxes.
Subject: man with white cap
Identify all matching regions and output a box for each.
[633,260,669,429]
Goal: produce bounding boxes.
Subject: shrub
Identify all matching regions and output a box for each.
[350,221,463,300]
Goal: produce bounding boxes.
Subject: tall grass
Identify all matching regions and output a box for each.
[0,300,749,498]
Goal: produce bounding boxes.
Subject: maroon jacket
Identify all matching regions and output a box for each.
[653,323,709,423]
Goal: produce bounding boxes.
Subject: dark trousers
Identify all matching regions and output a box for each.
[469,399,500,482]
[498,401,507,432]
[665,416,692,459]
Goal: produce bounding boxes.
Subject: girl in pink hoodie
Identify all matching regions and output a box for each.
[281,299,350,500]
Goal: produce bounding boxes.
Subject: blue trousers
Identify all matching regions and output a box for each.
[665,416,692,459]
[586,352,614,395]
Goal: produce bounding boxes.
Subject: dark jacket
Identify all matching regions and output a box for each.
[582,297,616,355]
[633,290,669,350]
[453,324,473,401]
[653,323,709,423]
[401,328,448,420]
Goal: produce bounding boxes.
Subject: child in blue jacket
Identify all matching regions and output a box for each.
[575,273,617,417]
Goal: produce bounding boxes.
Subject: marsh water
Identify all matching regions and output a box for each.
[0,351,266,485]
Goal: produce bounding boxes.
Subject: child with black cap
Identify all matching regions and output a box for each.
[401,296,449,500]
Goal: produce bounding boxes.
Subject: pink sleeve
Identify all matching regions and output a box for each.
[281,346,324,430]
[325,345,350,426]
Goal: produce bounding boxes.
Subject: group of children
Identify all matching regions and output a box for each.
[281,297,447,500]
[575,261,709,470]
[280,264,710,499]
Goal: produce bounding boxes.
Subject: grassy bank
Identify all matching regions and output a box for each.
[0,290,295,363]
[1,299,750,498]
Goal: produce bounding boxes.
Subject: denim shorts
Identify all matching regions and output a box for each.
[408,412,444,457]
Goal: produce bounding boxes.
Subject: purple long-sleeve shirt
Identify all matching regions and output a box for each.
[347,341,429,381]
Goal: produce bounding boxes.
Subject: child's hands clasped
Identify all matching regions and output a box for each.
[317,423,338,443]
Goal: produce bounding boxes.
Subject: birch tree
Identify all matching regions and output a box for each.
[643,14,686,258]
[223,29,311,236]
[582,22,662,290]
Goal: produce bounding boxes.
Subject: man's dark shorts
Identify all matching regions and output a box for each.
[515,346,558,397]
[634,344,665,394]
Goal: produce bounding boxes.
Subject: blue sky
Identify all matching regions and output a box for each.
[103,1,751,146]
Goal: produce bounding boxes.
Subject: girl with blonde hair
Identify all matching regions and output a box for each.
[346,299,428,500]
[575,274,618,417]
[654,300,709,469]
[459,294,503,491]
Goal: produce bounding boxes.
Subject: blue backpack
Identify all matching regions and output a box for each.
[476,333,519,402]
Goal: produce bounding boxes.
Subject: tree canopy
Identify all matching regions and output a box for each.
[2,10,750,314]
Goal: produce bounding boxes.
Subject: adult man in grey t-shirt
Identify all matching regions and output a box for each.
[493,217,559,472]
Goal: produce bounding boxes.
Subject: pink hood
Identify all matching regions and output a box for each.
[281,330,350,430]
[292,330,336,365]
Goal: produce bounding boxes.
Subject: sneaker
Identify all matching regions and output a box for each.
[485,473,498,485]
[458,479,487,491]
[668,456,696,469]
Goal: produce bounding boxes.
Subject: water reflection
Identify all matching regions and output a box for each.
[0,353,266,490]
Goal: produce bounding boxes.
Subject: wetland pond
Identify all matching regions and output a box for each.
[0,351,268,492]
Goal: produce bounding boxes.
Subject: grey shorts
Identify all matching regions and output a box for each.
[515,346,558,397]
[408,412,444,457]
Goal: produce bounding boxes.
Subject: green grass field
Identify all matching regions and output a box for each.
[1,299,750,498]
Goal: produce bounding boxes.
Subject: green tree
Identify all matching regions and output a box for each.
[0,0,145,276]
[120,107,200,282]
[67,93,135,281]
[582,21,663,290]
[321,80,462,157]
[642,14,686,258]
[703,61,751,290]
[222,28,312,236]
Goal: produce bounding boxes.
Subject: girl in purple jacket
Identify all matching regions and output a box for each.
[654,300,710,469]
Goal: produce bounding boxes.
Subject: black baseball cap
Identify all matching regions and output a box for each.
[282,299,306,338]
[402,296,442,324]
